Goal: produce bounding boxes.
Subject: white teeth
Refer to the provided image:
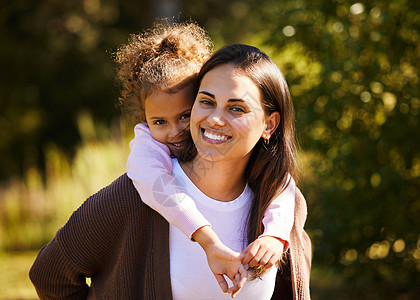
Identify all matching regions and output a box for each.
[203,130,229,141]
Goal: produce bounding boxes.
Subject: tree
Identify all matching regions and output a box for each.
[246,0,419,297]
[0,0,169,181]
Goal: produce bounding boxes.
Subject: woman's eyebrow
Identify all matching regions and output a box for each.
[228,99,245,103]
[199,91,245,103]
[198,91,215,98]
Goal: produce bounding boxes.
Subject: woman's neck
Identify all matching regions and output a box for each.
[180,156,249,202]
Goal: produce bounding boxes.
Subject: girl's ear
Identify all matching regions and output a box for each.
[262,111,280,139]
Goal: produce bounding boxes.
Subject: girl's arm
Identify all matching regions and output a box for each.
[193,226,247,297]
[242,177,295,269]
[127,123,211,239]
[127,124,246,296]
[260,176,295,250]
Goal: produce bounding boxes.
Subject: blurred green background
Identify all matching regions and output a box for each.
[0,0,419,299]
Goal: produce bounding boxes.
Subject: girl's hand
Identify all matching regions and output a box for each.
[204,242,247,298]
[193,226,248,298]
[241,236,285,269]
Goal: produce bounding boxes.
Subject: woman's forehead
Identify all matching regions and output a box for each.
[199,64,261,104]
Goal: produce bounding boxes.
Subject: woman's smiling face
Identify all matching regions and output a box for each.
[190,64,269,163]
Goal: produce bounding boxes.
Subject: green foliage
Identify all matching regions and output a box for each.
[0,113,130,251]
[0,251,39,299]
[0,0,154,180]
[245,0,420,296]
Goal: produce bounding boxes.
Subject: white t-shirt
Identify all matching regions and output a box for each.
[169,159,277,300]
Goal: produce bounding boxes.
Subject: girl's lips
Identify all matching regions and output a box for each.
[168,141,184,149]
[167,141,185,157]
[201,128,232,144]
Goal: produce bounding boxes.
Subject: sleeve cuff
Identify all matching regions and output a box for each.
[258,233,290,252]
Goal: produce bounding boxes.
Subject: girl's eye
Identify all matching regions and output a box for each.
[180,113,191,120]
[154,120,167,125]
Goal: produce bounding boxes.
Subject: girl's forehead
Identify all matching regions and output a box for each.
[144,86,194,116]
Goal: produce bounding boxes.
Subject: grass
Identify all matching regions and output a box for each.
[0,251,39,299]
[0,114,130,298]
[0,114,130,252]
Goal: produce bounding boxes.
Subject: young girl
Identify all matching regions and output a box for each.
[115,21,296,296]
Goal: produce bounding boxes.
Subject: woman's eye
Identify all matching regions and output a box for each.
[154,120,166,125]
[200,99,213,106]
[231,106,245,113]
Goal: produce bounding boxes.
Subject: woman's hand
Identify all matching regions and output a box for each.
[193,226,248,298]
[241,236,285,269]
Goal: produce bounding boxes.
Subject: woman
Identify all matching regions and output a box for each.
[30,44,311,299]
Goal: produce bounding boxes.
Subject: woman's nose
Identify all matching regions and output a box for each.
[207,109,226,127]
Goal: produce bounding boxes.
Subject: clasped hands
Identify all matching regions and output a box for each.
[194,226,285,298]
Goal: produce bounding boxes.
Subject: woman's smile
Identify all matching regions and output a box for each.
[201,127,232,144]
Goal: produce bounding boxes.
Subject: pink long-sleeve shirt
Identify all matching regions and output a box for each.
[126,123,295,249]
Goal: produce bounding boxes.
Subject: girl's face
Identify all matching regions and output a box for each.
[191,64,278,163]
[144,85,195,155]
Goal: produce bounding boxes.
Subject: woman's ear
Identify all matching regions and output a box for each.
[262,111,280,138]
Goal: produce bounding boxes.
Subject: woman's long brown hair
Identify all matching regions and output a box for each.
[194,44,298,277]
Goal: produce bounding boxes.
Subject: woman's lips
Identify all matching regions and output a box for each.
[201,128,232,144]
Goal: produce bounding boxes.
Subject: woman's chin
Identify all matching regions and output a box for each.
[195,144,229,162]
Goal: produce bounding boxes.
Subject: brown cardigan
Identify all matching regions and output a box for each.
[30,174,311,299]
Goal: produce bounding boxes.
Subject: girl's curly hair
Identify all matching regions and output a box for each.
[114,21,212,123]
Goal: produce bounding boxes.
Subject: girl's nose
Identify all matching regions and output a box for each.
[169,123,185,139]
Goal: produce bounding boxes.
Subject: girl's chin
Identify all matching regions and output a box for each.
[168,140,197,162]
[167,146,181,157]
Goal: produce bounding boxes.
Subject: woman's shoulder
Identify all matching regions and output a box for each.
[96,173,140,202]
[55,173,153,270]
[57,173,148,243]
[76,173,146,221]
